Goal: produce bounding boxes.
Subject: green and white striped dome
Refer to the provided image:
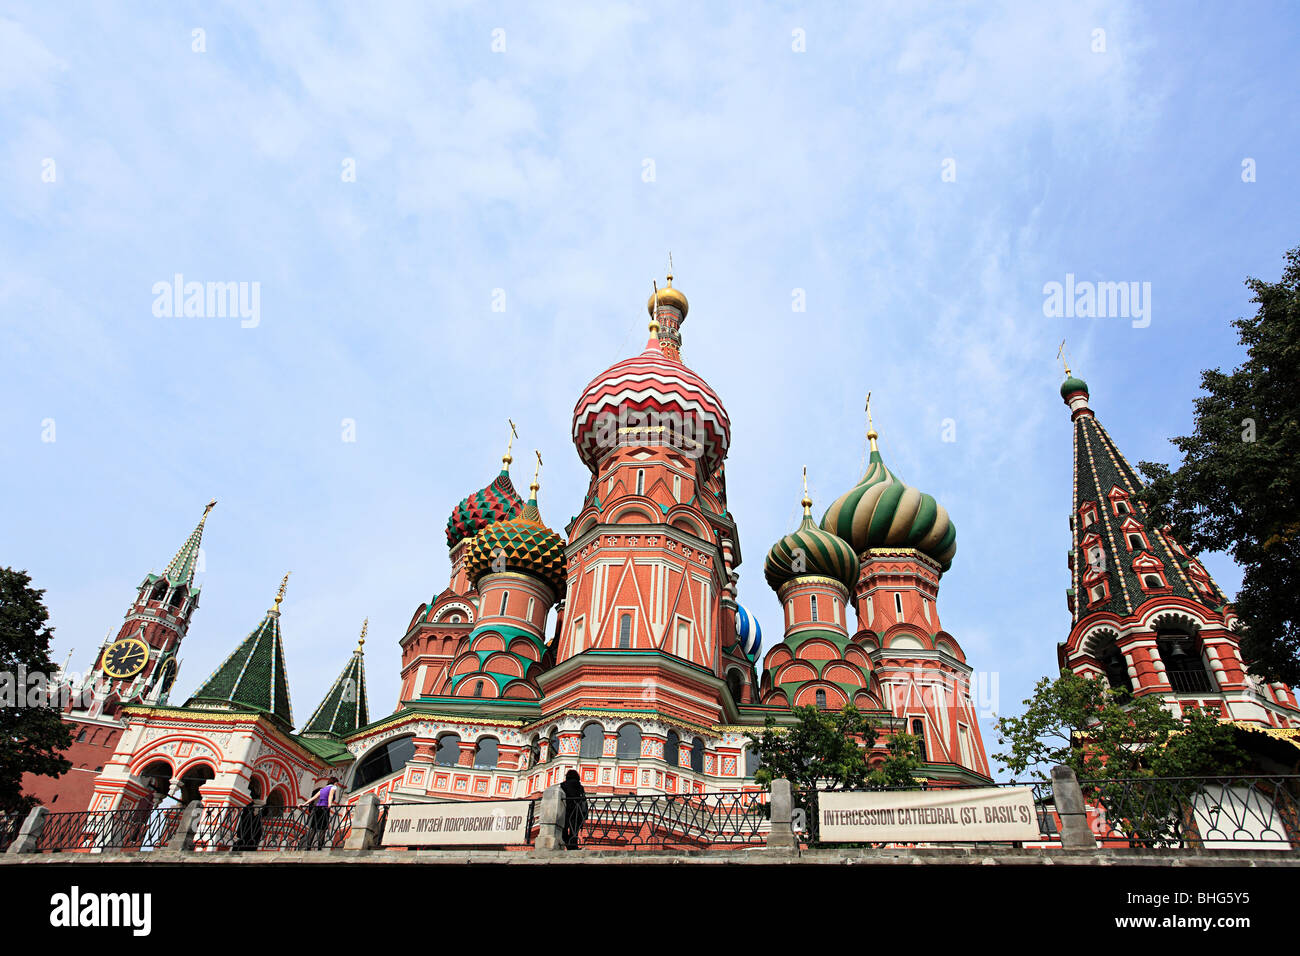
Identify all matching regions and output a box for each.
[765,497,859,593]
[820,443,956,572]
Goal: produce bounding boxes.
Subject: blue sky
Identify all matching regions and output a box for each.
[2,2,1297,775]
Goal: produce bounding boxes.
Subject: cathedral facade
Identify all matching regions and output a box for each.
[27,275,1005,815]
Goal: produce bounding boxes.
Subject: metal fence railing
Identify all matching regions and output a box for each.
[192,804,353,851]
[1078,775,1300,850]
[564,791,769,849]
[34,807,183,853]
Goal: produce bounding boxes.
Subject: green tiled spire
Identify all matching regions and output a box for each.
[302,620,370,737]
[161,498,217,588]
[185,572,294,728]
[1067,385,1227,622]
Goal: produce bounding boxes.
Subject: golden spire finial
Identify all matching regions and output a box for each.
[271,572,290,613]
[358,618,367,652]
[531,449,543,494]
[649,280,661,336]
[503,419,518,468]
[865,391,879,451]
[801,466,812,515]
[200,498,217,524]
[1057,339,1072,377]
[666,251,673,286]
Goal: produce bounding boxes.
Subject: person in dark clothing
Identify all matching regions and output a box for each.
[560,769,588,850]
[233,798,265,851]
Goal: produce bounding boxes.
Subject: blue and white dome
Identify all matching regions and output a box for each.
[735,604,762,660]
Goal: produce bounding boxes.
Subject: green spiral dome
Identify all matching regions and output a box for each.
[820,447,957,572]
[764,509,859,593]
[465,495,568,597]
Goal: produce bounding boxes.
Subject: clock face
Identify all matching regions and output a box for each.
[102,638,149,679]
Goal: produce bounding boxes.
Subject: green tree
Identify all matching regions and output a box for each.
[0,568,73,814]
[745,705,922,842]
[995,670,1247,846]
[1137,246,1300,685]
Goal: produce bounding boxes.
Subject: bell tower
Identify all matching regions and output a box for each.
[21,499,216,810]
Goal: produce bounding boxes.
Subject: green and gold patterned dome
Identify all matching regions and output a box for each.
[765,490,859,593]
[465,485,568,597]
[820,430,956,572]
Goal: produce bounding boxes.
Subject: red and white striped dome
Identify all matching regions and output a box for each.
[571,338,731,475]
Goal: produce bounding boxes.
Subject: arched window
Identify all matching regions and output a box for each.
[911,719,927,761]
[528,736,540,768]
[547,727,560,763]
[353,735,416,788]
[150,582,167,602]
[616,724,641,759]
[1097,634,1132,694]
[435,733,461,767]
[618,613,632,649]
[140,760,172,800]
[266,788,287,815]
[499,590,509,616]
[815,688,827,708]
[636,469,645,495]
[689,737,705,773]
[1143,574,1163,589]
[473,737,499,769]
[894,593,904,619]
[810,595,819,622]
[665,730,680,767]
[168,587,185,609]
[726,670,744,704]
[179,764,215,805]
[579,722,604,759]
[744,746,761,777]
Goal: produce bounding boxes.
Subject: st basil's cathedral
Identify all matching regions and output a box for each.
[22,272,1296,817]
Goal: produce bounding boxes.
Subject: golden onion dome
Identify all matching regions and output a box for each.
[647,273,689,318]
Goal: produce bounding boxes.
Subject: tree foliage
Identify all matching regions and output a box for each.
[994,669,1247,782]
[1137,246,1300,684]
[0,567,72,814]
[745,705,923,841]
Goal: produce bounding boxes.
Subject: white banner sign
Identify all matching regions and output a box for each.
[382,800,531,846]
[818,787,1040,843]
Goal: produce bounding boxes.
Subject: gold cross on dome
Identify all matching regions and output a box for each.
[1057,339,1072,376]
[503,419,519,466]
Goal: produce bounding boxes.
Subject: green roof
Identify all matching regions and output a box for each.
[186,605,293,728]
[160,500,215,589]
[302,642,369,737]
[1071,411,1224,621]
[293,734,352,763]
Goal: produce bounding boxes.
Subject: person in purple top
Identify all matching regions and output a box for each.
[302,775,341,849]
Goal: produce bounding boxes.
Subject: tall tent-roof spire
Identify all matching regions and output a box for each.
[185,572,294,728]
[302,620,370,737]
[160,498,217,588]
[1064,386,1226,622]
